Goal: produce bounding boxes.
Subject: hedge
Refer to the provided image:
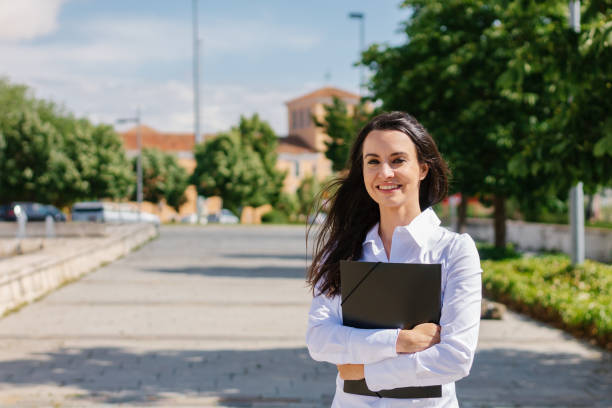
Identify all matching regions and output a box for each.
[480,250,612,350]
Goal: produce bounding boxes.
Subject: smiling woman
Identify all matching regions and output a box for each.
[305,112,482,407]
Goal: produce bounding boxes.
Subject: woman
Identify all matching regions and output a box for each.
[306,112,482,407]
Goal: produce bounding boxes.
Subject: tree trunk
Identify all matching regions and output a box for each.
[585,194,593,221]
[456,194,468,233]
[493,194,506,248]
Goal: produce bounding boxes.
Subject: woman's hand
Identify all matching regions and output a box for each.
[337,364,365,380]
[396,323,441,354]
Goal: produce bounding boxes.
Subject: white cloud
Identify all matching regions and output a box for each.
[17,71,317,136]
[201,19,320,55]
[0,8,324,136]
[0,0,68,41]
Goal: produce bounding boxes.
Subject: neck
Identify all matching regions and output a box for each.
[378,204,422,257]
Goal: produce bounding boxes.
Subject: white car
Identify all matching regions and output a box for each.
[180,213,208,224]
[208,209,239,224]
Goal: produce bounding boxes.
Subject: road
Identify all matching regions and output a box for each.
[0,225,609,407]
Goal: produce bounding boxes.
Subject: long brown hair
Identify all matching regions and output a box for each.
[306,111,449,297]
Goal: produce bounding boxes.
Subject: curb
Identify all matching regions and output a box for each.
[0,223,158,317]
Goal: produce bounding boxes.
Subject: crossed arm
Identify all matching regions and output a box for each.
[305,235,482,391]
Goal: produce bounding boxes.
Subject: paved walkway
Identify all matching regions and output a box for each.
[0,225,609,407]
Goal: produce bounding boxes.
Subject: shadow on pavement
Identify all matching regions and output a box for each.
[457,348,612,407]
[1,346,610,406]
[145,265,308,279]
[224,253,312,261]
[0,346,336,407]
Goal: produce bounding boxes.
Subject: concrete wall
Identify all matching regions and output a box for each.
[464,218,612,263]
[0,222,109,238]
[0,223,158,316]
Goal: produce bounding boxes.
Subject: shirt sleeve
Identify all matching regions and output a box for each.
[364,234,482,390]
[306,287,400,365]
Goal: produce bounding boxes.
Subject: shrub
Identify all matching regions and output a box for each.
[481,255,612,350]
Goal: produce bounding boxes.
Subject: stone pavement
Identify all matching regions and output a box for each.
[0,225,609,407]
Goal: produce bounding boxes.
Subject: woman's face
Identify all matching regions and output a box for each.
[362,129,428,212]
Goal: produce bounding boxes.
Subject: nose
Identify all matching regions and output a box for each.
[380,162,394,178]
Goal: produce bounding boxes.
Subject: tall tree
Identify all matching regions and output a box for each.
[362,0,609,247]
[314,97,370,171]
[0,108,80,206]
[0,77,135,207]
[192,115,286,214]
[191,132,270,215]
[236,114,286,206]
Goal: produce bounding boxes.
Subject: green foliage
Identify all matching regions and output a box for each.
[0,108,80,206]
[191,115,285,214]
[0,77,134,206]
[296,175,321,218]
[236,114,286,206]
[313,97,370,171]
[261,209,290,224]
[477,242,521,261]
[362,0,612,246]
[482,255,612,349]
[134,148,189,211]
[273,192,299,222]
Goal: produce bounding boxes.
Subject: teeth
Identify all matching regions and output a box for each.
[379,185,399,190]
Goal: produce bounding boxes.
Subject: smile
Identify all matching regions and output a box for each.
[377,184,401,191]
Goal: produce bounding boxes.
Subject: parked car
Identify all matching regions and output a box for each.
[179,213,208,224]
[0,202,66,221]
[71,201,159,224]
[207,209,239,224]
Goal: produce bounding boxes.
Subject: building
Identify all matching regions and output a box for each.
[277,86,361,192]
[119,86,361,213]
[120,125,212,174]
[285,86,360,151]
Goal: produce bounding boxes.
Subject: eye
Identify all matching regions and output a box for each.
[392,157,406,164]
[366,158,380,165]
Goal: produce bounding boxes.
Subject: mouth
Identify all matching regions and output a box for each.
[377,184,401,191]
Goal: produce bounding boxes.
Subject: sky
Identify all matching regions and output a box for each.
[0,0,410,135]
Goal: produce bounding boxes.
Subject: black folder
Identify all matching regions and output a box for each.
[340,260,442,399]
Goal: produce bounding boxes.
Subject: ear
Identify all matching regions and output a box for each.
[419,163,429,181]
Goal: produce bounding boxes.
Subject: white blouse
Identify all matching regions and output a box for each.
[306,207,482,407]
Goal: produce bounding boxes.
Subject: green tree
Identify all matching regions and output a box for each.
[0,77,134,206]
[314,97,370,171]
[296,175,321,219]
[0,108,80,206]
[191,115,286,214]
[236,114,286,206]
[362,0,609,246]
[88,124,135,200]
[191,132,269,215]
[133,148,189,211]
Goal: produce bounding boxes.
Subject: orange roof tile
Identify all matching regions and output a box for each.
[120,125,215,152]
[285,87,360,105]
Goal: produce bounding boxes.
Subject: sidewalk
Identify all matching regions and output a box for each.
[0,225,609,407]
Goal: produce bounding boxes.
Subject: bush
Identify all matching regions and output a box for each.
[477,242,521,261]
[261,209,289,224]
[482,255,612,350]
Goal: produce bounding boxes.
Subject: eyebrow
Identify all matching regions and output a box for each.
[364,152,407,158]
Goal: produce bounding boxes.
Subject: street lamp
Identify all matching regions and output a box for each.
[348,11,365,95]
[568,0,584,265]
[193,0,202,144]
[116,108,143,219]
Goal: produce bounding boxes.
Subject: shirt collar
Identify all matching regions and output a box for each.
[362,207,441,250]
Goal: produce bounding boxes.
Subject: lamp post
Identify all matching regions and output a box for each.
[116,108,143,219]
[568,1,584,265]
[348,11,365,95]
[193,0,202,144]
